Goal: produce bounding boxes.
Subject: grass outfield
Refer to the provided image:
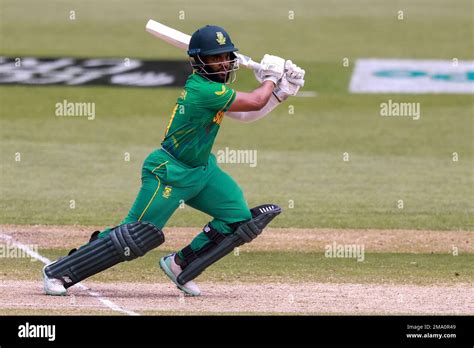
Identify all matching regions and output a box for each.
[3,248,472,286]
[1,0,473,230]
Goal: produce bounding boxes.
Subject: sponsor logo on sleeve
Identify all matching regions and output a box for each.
[214,85,226,95]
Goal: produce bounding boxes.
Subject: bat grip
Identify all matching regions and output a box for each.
[247,60,262,71]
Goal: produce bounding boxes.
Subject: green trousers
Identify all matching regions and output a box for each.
[99,148,251,257]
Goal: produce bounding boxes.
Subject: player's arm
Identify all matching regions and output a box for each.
[227,54,284,112]
[227,59,305,123]
[228,81,275,112]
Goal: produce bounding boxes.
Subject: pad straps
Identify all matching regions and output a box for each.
[179,224,226,269]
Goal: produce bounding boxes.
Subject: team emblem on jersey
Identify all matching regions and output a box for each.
[162,186,172,199]
[216,32,226,45]
[214,85,226,95]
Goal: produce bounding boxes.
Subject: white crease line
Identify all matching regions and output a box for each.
[0,234,51,264]
[0,233,139,316]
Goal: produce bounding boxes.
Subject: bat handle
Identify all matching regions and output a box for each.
[247,60,262,71]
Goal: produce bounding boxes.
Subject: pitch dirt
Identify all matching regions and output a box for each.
[0,225,473,315]
[0,280,472,315]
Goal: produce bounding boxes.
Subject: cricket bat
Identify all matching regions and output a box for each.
[145,19,263,71]
[146,20,304,87]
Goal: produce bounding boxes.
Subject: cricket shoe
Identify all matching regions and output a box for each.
[159,253,201,296]
[42,264,68,296]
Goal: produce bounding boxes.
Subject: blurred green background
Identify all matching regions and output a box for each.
[0,0,473,229]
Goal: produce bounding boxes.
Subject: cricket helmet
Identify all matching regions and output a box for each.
[187,25,238,57]
[187,25,239,83]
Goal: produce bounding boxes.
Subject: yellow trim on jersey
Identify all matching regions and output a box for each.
[171,135,179,148]
[165,104,179,137]
[151,161,169,175]
[221,89,235,112]
[138,161,169,221]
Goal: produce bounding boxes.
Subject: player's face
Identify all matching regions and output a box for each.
[203,53,232,82]
[205,53,231,71]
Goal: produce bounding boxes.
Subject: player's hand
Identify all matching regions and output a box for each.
[273,61,305,101]
[254,54,285,85]
[285,60,305,86]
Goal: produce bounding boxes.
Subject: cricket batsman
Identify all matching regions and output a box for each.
[43,25,305,296]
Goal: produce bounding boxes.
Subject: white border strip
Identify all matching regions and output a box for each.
[296,91,318,97]
[0,233,139,316]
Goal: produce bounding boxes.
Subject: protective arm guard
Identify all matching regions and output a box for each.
[177,204,281,285]
[225,94,281,123]
[44,221,164,288]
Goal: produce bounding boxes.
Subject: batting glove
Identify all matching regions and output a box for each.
[273,61,305,101]
[254,54,286,85]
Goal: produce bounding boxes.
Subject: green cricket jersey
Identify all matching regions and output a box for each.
[161,73,236,167]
